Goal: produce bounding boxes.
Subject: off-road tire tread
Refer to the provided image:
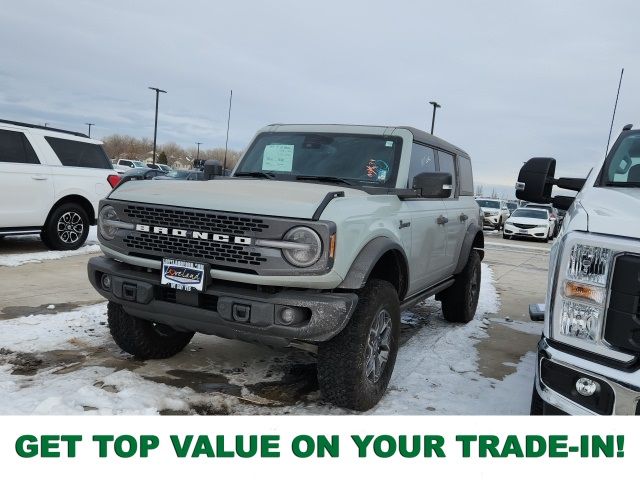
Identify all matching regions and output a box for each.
[440,250,482,324]
[317,280,400,411]
[107,302,194,359]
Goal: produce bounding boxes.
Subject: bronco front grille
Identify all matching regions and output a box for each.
[123,232,267,266]
[123,204,269,236]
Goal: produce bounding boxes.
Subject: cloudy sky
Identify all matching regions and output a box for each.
[1,0,638,188]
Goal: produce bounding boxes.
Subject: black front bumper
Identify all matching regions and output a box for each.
[88,256,358,347]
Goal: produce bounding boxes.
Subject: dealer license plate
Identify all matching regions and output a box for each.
[161,259,205,292]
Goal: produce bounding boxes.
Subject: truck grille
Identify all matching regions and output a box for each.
[123,232,267,266]
[512,223,537,229]
[123,204,269,236]
[604,254,640,354]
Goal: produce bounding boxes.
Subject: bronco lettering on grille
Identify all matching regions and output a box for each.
[135,223,252,245]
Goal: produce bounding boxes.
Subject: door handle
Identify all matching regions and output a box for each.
[399,220,411,229]
[459,213,468,222]
[436,215,448,225]
[31,175,48,180]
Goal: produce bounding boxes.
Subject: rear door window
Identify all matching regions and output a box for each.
[45,137,111,169]
[436,150,457,198]
[0,129,39,164]
[457,156,474,196]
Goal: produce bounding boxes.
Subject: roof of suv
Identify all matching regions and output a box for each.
[266,123,470,159]
[0,118,89,139]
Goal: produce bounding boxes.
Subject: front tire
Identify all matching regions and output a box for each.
[440,250,482,323]
[107,302,194,359]
[317,280,400,411]
[41,203,90,250]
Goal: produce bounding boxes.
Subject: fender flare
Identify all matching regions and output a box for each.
[338,237,409,298]
[454,223,484,275]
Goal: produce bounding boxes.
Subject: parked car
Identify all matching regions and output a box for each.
[88,123,483,411]
[146,163,172,172]
[476,198,509,230]
[518,124,640,415]
[116,159,146,170]
[524,202,559,237]
[0,119,119,250]
[119,167,166,183]
[503,207,553,241]
[153,169,203,180]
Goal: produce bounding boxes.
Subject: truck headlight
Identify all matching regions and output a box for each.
[282,226,322,267]
[98,205,133,241]
[549,233,633,362]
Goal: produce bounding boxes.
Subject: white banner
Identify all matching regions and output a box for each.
[0,416,633,478]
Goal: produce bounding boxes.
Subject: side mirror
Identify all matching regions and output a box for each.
[412,172,452,198]
[515,157,585,210]
[203,160,223,180]
[516,157,556,203]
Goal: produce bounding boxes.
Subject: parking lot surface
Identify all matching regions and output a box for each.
[0,230,549,414]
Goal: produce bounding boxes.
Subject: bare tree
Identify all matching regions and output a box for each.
[475,184,484,197]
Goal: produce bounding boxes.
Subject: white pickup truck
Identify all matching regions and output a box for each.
[517,124,640,415]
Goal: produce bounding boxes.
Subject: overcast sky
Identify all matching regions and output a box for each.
[1,0,638,188]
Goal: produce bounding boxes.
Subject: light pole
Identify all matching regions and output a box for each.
[196,142,202,161]
[148,86,167,165]
[429,101,441,135]
[85,123,94,137]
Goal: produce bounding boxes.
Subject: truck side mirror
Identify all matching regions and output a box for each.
[412,172,453,198]
[515,157,556,203]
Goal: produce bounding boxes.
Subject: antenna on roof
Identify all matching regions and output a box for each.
[605,68,624,156]
[223,89,233,173]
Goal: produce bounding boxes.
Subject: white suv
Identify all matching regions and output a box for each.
[0,119,119,250]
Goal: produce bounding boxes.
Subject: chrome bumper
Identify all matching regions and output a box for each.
[536,336,640,415]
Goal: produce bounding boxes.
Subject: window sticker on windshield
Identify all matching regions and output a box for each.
[385,140,393,147]
[262,144,294,171]
[377,169,388,181]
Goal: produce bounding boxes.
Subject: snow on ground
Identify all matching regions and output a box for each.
[0,263,536,415]
[0,227,100,267]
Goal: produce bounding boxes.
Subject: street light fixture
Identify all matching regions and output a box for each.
[148,86,167,165]
[85,123,94,137]
[429,101,441,135]
[196,142,202,161]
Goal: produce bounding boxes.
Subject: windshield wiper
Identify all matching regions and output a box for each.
[295,175,355,186]
[234,171,276,179]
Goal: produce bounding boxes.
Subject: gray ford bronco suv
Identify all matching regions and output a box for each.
[88,124,484,410]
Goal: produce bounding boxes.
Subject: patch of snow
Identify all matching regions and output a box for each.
[0,263,536,415]
[0,303,108,353]
[0,227,99,267]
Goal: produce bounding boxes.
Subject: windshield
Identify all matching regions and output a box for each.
[132,160,145,168]
[476,200,500,209]
[604,132,640,187]
[512,208,548,219]
[507,202,517,211]
[234,132,402,187]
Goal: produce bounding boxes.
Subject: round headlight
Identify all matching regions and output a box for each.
[282,227,322,267]
[98,205,119,240]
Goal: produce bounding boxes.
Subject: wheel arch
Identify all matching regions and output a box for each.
[454,224,484,275]
[338,237,409,301]
[45,195,96,227]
